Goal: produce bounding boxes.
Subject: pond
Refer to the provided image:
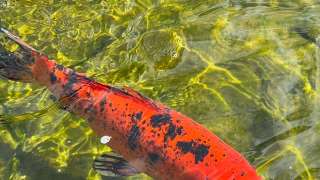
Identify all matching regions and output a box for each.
[0,1,320,179]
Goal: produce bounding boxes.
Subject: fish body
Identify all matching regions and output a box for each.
[0,28,261,180]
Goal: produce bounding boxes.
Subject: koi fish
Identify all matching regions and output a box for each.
[0,28,261,180]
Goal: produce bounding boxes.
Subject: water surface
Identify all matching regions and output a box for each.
[0,1,320,179]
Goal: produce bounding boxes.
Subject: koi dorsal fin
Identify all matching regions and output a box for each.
[93,152,140,177]
[123,86,148,100]
[122,86,160,109]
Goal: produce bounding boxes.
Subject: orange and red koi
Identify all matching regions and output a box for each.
[0,28,261,180]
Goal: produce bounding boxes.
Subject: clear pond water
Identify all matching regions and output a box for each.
[0,1,320,180]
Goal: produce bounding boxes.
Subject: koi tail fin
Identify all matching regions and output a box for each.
[93,152,140,177]
[0,28,39,83]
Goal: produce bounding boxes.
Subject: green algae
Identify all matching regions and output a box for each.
[0,0,320,179]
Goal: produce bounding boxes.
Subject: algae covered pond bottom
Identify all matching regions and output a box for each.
[0,0,320,179]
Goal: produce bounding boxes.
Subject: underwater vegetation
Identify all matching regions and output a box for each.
[1,0,320,179]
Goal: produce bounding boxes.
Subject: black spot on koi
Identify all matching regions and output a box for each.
[56,64,64,71]
[164,124,183,142]
[50,72,57,84]
[109,86,131,96]
[63,71,78,96]
[100,96,107,112]
[148,153,160,164]
[132,111,143,121]
[176,141,209,164]
[150,114,171,127]
[128,124,140,150]
[177,141,193,153]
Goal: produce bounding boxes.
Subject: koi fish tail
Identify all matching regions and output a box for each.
[0,28,37,82]
[0,28,51,84]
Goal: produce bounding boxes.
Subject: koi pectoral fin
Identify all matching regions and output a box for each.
[93,152,140,177]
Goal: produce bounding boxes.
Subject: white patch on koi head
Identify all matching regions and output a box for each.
[100,135,112,144]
